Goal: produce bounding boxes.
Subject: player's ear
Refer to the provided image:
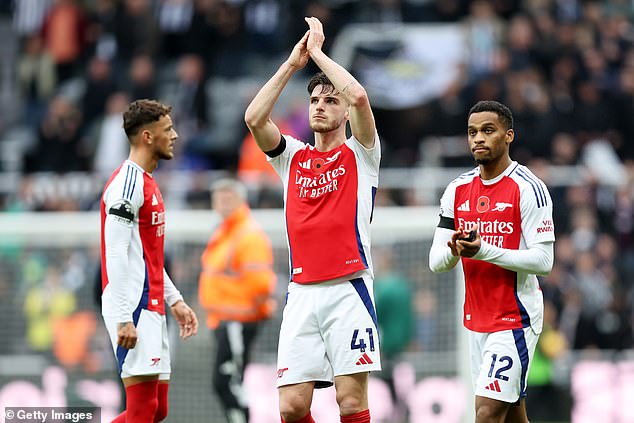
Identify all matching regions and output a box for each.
[505,128,514,145]
[141,128,153,144]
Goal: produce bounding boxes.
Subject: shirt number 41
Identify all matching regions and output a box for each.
[350,328,375,353]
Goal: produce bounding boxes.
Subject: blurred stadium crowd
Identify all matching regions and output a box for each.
[1,0,634,420]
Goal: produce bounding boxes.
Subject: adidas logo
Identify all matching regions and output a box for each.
[484,380,501,392]
[152,194,159,206]
[355,353,373,365]
[457,200,470,212]
[299,159,312,170]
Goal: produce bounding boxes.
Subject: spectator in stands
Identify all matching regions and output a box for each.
[17,34,57,128]
[158,0,194,58]
[113,0,159,64]
[198,178,276,423]
[25,95,86,173]
[125,53,157,101]
[12,0,52,38]
[87,91,130,175]
[207,0,248,77]
[81,56,117,128]
[161,54,209,168]
[23,264,76,353]
[85,0,118,61]
[40,0,89,82]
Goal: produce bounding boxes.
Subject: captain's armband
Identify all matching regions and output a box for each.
[109,199,135,224]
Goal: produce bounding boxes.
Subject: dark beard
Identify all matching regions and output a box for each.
[157,150,173,160]
[475,157,491,165]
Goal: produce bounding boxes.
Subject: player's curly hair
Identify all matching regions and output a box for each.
[123,99,172,139]
[307,72,336,95]
[468,100,514,130]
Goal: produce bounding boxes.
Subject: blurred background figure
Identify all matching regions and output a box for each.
[24,95,86,174]
[198,178,276,423]
[87,91,130,176]
[373,246,414,422]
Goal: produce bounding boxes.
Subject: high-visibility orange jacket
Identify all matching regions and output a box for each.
[198,205,276,329]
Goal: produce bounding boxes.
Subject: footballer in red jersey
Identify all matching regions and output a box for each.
[101,100,198,423]
[245,17,380,423]
[430,101,554,423]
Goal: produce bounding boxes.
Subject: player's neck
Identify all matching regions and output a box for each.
[479,156,512,181]
[128,150,158,174]
[314,131,345,152]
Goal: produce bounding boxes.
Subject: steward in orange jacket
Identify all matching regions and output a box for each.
[198,178,276,423]
[199,203,276,328]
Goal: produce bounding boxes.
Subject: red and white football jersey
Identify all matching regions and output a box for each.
[439,162,555,333]
[100,160,166,320]
[268,134,380,283]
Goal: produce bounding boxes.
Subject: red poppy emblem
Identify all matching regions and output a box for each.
[311,158,326,173]
[476,196,490,213]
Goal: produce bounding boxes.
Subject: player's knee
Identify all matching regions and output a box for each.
[335,393,364,416]
[279,395,311,422]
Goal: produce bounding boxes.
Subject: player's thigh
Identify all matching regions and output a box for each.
[277,283,332,388]
[322,279,381,377]
[472,327,538,404]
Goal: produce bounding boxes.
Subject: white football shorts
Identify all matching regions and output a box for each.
[276,276,382,388]
[469,326,539,403]
[104,309,171,380]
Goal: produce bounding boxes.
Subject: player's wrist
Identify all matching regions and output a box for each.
[472,241,494,261]
[169,298,184,308]
[284,60,302,71]
[117,321,133,329]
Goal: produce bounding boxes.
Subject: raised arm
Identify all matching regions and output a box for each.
[304,17,376,148]
[244,31,310,153]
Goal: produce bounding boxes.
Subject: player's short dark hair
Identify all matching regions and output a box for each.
[307,72,336,95]
[123,99,172,139]
[468,100,513,130]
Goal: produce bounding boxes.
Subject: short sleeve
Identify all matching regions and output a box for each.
[345,132,381,176]
[267,134,307,180]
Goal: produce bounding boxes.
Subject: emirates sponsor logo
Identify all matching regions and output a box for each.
[457,218,515,234]
[295,165,346,199]
[458,217,514,247]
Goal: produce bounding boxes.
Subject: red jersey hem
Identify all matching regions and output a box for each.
[291,265,367,284]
